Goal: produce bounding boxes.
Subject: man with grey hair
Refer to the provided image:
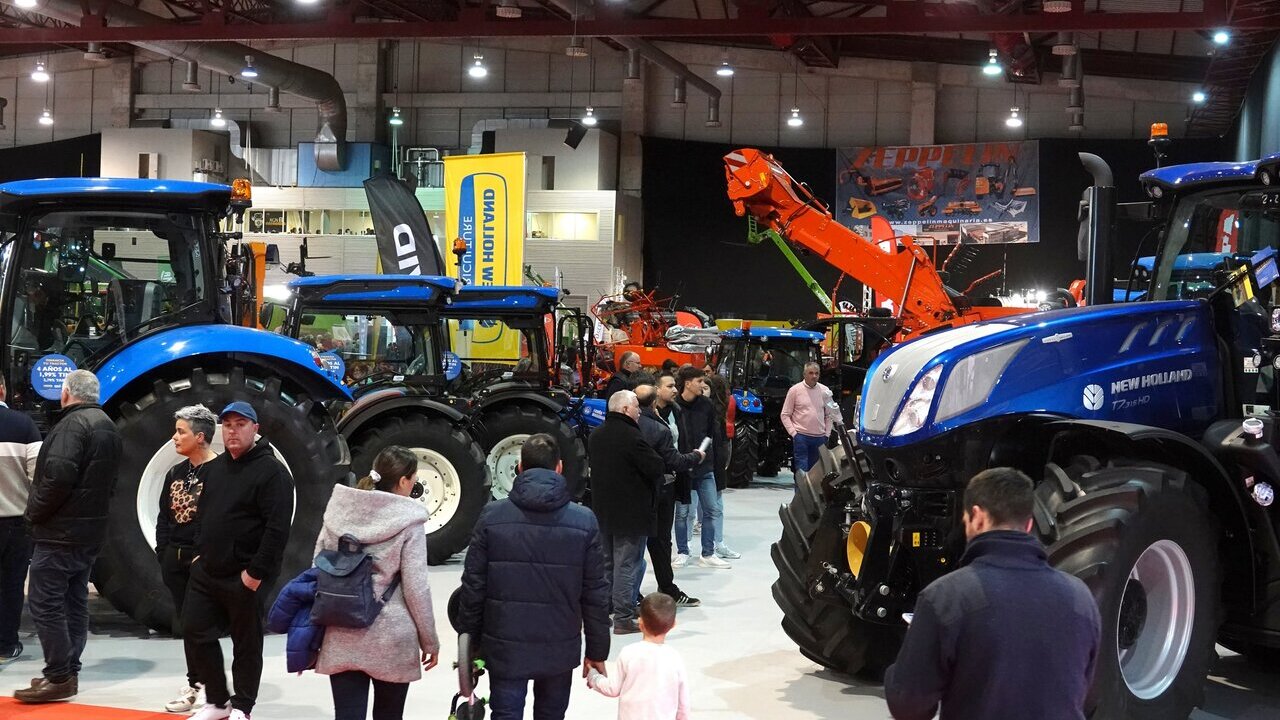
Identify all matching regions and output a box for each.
[602,351,642,402]
[16,369,122,703]
[780,361,838,477]
[0,372,41,666]
[588,388,665,634]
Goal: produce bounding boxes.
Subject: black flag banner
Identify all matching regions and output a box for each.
[364,174,445,276]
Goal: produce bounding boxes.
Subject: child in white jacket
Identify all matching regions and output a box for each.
[587,593,691,720]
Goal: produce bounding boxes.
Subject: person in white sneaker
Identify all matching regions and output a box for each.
[671,367,730,570]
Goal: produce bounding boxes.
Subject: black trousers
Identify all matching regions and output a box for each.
[647,488,682,598]
[0,516,32,653]
[182,562,266,714]
[330,670,410,720]
[27,541,97,681]
[489,672,573,720]
[158,544,200,687]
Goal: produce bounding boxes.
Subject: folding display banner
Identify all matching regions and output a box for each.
[364,173,445,276]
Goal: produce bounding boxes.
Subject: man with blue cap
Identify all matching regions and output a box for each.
[184,401,294,720]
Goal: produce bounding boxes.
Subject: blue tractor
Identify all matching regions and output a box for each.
[0,178,351,632]
[772,152,1280,718]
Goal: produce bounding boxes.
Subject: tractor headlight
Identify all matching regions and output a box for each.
[934,340,1028,422]
[890,366,942,436]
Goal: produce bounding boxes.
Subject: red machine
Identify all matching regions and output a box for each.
[591,287,714,372]
[724,148,1025,340]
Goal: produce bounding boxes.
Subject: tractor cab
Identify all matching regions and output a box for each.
[440,285,565,397]
[801,313,897,422]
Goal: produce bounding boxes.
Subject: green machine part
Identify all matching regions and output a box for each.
[746,217,834,313]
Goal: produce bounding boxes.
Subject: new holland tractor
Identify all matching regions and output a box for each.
[0,178,351,632]
[772,151,1280,718]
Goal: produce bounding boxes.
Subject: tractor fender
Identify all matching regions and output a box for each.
[473,390,565,418]
[338,391,468,439]
[96,325,351,407]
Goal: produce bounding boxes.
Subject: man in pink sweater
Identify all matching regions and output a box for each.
[779,362,838,477]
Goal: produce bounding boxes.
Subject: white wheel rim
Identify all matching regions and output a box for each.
[411,446,463,534]
[486,433,530,500]
[138,429,295,550]
[1117,538,1196,700]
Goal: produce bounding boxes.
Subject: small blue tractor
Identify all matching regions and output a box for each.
[772,150,1280,717]
[0,178,352,632]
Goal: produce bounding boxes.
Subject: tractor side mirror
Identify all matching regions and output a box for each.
[265,244,280,264]
[101,243,116,261]
[259,302,288,330]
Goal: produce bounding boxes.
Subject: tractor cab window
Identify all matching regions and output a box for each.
[754,342,813,390]
[1152,189,1280,302]
[445,316,547,386]
[296,311,435,388]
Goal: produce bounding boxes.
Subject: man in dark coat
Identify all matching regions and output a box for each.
[16,370,121,703]
[457,434,610,720]
[601,351,641,402]
[672,365,731,568]
[634,375,703,607]
[588,389,665,634]
[884,467,1101,720]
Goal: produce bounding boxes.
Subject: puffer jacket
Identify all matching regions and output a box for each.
[456,467,611,680]
[26,402,122,546]
[312,484,440,684]
[267,568,323,673]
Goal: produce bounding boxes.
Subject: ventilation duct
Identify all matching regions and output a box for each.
[672,76,687,107]
[4,0,347,170]
[1059,54,1080,89]
[0,97,7,130]
[182,61,200,92]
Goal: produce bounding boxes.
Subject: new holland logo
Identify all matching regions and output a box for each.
[1083,384,1104,411]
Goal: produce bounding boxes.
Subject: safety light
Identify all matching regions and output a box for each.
[1005,107,1023,128]
[1150,122,1169,139]
[231,178,253,204]
[240,55,258,79]
[983,49,1002,76]
[717,61,735,77]
[1192,90,1207,104]
[787,107,803,128]
[31,62,48,82]
[388,106,404,126]
[468,54,488,79]
[37,108,52,126]
[581,107,597,126]
[1213,30,1230,46]
[211,108,226,128]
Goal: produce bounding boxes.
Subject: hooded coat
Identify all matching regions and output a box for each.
[312,484,440,684]
[266,568,323,673]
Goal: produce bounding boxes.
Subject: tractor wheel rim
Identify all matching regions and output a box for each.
[486,434,530,500]
[412,446,462,534]
[1117,538,1195,700]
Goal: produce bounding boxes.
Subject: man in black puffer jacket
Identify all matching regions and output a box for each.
[457,433,610,720]
[17,370,121,704]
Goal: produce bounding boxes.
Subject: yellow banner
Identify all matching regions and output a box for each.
[444,152,527,362]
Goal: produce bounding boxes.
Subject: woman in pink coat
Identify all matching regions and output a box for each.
[313,446,440,720]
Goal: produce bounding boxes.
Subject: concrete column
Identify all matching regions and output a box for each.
[354,41,386,146]
[909,61,937,146]
[110,57,135,128]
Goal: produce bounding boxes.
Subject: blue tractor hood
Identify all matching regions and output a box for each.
[858,300,1221,449]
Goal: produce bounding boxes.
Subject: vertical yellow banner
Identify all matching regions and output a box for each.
[444,152,527,362]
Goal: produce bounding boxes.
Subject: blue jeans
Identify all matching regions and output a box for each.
[793,433,827,474]
[489,672,573,720]
[675,473,721,557]
[601,534,646,623]
[28,541,97,680]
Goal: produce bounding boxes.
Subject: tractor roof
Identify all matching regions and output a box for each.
[442,285,563,316]
[288,274,461,306]
[0,178,234,213]
[721,327,825,342]
[1139,152,1280,192]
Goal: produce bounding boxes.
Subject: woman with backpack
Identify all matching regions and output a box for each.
[312,446,440,720]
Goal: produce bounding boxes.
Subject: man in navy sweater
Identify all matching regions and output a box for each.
[884,467,1101,720]
[0,374,40,666]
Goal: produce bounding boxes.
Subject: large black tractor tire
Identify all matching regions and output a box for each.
[473,404,588,500]
[728,419,759,488]
[96,366,349,634]
[1038,459,1220,720]
[349,413,487,565]
[770,451,902,677]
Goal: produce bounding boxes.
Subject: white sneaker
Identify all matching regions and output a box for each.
[671,553,689,568]
[229,710,250,720]
[692,522,702,535]
[715,543,742,559]
[698,554,732,569]
[165,684,203,713]
[190,703,231,720]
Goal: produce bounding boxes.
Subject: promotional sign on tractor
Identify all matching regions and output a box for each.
[444,152,527,362]
[835,141,1040,247]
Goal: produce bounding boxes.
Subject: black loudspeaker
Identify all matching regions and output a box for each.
[564,122,587,149]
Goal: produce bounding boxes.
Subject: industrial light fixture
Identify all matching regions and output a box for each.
[566,37,588,58]
[1043,0,1071,11]
[14,0,37,8]
[982,49,1002,76]
[581,106,597,126]
[389,106,404,126]
[240,55,258,79]
[31,62,48,82]
[468,53,488,79]
[211,108,226,128]
[1005,107,1023,128]
[295,0,320,5]
[717,61,734,77]
[1213,30,1231,45]
[496,0,521,18]
[38,108,53,126]
[787,107,803,128]
[1192,90,1207,103]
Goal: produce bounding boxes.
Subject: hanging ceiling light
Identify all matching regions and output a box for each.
[982,49,1002,76]
[581,106,597,126]
[717,61,734,77]
[31,62,48,83]
[38,108,53,126]
[1043,0,1071,11]
[211,108,226,128]
[496,0,521,18]
[295,0,320,5]
[566,37,588,58]
[787,107,803,128]
[1192,90,1207,104]
[468,54,488,79]
[1005,106,1023,128]
[240,55,258,79]
[1213,30,1231,46]
[389,106,404,126]
[14,0,37,8]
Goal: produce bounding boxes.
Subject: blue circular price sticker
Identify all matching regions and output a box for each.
[442,351,462,381]
[318,352,345,381]
[31,355,77,401]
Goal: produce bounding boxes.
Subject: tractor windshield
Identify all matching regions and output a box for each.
[718,336,818,392]
[1151,188,1280,301]
[294,310,437,390]
[444,315,549,390]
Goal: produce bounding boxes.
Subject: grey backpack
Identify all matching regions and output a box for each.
[310,534,400,628]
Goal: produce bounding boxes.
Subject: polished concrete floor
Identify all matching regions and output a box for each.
[0,477,1278,718]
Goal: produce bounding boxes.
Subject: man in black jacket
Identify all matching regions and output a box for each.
[16,370,121,703]
[601,351,641,402]
[634,375,703,607]
[672,365,730,569]
[183,401,294,720]
[884,468,1101,720]
[588,389,665,634]
[457,434,610,720]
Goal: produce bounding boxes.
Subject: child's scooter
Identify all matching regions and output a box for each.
[449,632,487,720]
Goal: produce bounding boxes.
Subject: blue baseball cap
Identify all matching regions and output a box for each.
[218,401,258,423]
